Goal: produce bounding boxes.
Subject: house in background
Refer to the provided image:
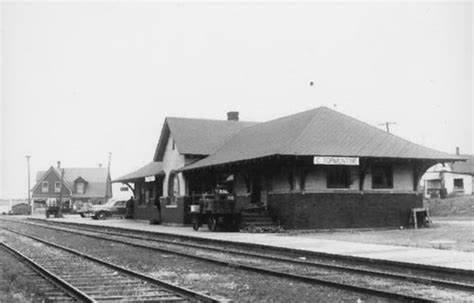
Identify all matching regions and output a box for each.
[422,149,473,198]
[10,202,31,215]
[118,107,462,229]
[32,162,112,213]
[0,199,28,215]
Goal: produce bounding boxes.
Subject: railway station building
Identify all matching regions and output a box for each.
[113,161,165,221]
[117,107,462,229]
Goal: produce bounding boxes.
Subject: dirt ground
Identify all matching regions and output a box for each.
[286,217,474,252]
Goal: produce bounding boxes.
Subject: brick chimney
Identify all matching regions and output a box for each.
[456,147,460,155]
[57,161,61,169]
[227,111,239,121]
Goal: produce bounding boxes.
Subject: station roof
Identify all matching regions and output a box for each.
[113,161,164,183]
[181,107,463,171]
[153,117,257,161]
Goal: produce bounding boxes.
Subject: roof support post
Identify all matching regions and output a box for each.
[358,158,370,191]
[413,160,436,192]
[122,182,135,198]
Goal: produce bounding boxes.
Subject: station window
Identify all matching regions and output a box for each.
[41,181,48,193]
[326,166,350,188]
[54,181,61,193]
[371,164,393,189]
[453,178,464,190]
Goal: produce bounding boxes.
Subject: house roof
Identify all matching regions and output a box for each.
[153,117,257,161]
[182,107,463,171]
[113,162,164,183]
[451,154,474,175]
[33,167,110,198]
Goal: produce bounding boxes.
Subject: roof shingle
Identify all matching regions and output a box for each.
[113,162,164,183]
[182,107,462,171]
[154,117,257,161]
[451,155,474,175]
[34,167,110,198]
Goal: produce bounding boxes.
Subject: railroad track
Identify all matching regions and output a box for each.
[3,218,474,302]
[0,226,222,302]
[25,217,474,281]
[0,241,79,302]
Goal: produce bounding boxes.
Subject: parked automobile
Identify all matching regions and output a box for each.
[76,200,94,218]
[91,199,127,220]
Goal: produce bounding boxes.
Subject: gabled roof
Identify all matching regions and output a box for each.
[113,162,165,183]
[182,107,463,171]
[451,154,474,175]
[33,166,73,192]
[153,117,257,161]
[33,167,110,198]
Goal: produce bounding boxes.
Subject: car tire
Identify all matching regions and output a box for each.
[97,212,107,220]
[207,216,217,232]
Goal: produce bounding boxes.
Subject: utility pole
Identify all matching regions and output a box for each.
[378,121,397,133]
[25,155,31,215]
[106,152,112,198]
[58,168,65,218]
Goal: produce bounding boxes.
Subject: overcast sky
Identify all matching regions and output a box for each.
[1,1,472,199]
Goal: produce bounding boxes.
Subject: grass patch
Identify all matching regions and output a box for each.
[0,252,46,303]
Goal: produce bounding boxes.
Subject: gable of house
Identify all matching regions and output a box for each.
[153,117,257,161]
[32,167,71,196]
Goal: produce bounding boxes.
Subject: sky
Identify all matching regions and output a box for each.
[1,1,472,199]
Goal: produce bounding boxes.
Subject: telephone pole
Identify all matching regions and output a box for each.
[378,121,397,133]
[25,155,31,215]
[58,168,65,218]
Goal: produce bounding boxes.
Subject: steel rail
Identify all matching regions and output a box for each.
[1,227,223,303]
[15,218,474,292]
[25,217,474,278]
[3,223,436,302]
[0,241,97,302]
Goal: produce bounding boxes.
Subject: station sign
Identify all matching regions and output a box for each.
[145,175,156,182]
[313,156,359,166]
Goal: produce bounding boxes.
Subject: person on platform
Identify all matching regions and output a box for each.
[150,196,162,225]
[125,196,135,219]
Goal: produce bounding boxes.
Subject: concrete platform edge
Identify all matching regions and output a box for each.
[26,217,474,276]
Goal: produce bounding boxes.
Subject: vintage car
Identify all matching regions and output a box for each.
[90,199,127,220]
[75,200,94,217]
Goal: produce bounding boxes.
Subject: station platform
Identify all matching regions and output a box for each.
[25,214,474,272]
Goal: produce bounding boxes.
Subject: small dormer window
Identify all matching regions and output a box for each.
[42,181,48,193]
[76,183,84,194]
[54,182,61,193]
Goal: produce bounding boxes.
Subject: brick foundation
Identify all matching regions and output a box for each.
[159,196,192,225]
[267,192,422,229]
[134,203,159,221]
